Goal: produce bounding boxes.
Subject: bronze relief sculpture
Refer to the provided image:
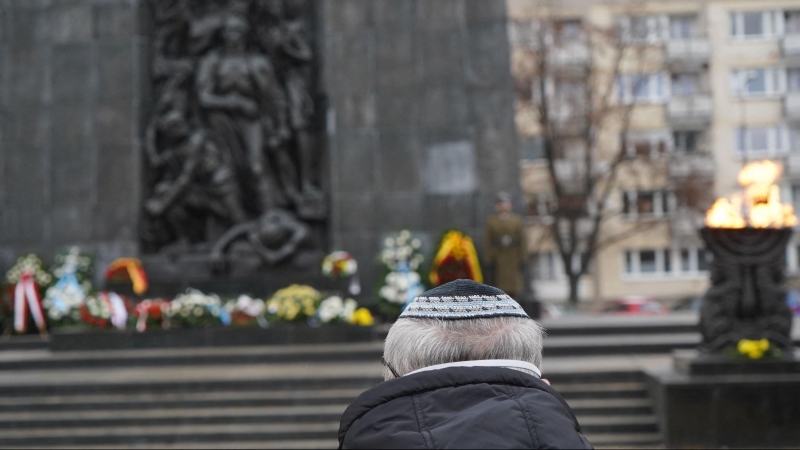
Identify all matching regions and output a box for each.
[142,0,324,270]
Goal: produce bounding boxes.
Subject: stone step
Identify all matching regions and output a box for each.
[567,398,653,416]
[586,432,663,447]
[0,422,342,447]
[543,333,700,356]
[0,404,350,429]
[0,388,366,412]
[0,342,384,371]
[0,335,49,352]
[541,314,699,337]
[577,414,659,434]
[0,362,383,396]
[554,381,649,399]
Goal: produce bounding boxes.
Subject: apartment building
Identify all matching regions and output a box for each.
[508,0,800,303]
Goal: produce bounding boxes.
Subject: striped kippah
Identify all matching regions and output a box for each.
[399,279,530,320]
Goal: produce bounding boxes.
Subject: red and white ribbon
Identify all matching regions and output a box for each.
[13,272,47,334]
[100,292,128,330]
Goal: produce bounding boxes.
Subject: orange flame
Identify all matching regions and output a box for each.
[706,160,798,229]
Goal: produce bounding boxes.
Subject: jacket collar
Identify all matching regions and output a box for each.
[406,359,541,378]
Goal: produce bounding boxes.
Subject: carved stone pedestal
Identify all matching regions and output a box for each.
[648,350,800,449]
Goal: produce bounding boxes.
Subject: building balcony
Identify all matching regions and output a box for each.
[666,39,710,71]
[782,34,800,58]
[668,153,715,179]
[546,42,590,68]
[785,154,800,177]
[667,95,713,127]
[784,93,800,121]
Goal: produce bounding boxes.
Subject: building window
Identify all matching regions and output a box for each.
[680,249,692,272]
[731,68,785,97]
[527,193,554,217]
[673,131,701,153]
[791,184,800,211]
[788,68,800,92]
[626,248,708,277]
[731,11,783,38]
[786,11,800,34]
[623,190,674,218]
[618,73,668,104]
[671,73,700,97]
[623,249,672,276]
[555,19,582,44]
[521,136,544,161]
[669,15,699,39]
[639,250,657,273]
[790,126,800,152]
[736,126,788,156]
[619,15,668,43]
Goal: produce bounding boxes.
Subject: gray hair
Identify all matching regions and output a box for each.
[382,316,545,381]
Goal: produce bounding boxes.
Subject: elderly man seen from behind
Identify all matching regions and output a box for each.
[338,279,593,449]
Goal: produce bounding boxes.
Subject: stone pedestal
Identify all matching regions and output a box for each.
[648,350,800,449]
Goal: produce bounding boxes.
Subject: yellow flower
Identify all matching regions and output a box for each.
[737,339,770,359]
[350,308,375,326]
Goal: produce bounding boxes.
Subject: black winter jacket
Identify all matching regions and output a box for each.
[338,366,593,449]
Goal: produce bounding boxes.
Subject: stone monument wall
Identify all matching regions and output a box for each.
[0,0,521,300]
[0,0,146,275]
[321,0,520,291]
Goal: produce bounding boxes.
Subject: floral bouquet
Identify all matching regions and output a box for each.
[4,254,54,335]
[322,252,358,279]
[266,285,321,322]
[133,299,171,332]
[43,247,94,327]
[429,230,483,287]
[167,289,231,328]
[225,295,268,328]
[315,296,358,324]
[377,230,425,318]
[322,251,361,295]
[42,276,86,327]
[52,247,94,293]
[728,338,783,360]
[80,293,132,330]
[315,296,375,326]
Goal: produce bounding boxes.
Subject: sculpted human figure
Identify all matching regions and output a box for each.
[196,13,290,211]
[210,208,311,270]
[280,0,325,219]
[144,110,248,238]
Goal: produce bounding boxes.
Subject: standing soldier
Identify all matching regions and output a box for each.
[483,192,527,300]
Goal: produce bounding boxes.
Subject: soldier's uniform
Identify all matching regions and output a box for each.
[483,212,526,299]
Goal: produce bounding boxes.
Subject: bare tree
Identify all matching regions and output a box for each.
[511,8,687,306]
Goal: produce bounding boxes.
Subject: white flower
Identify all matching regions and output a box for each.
[412,239,421,249]
[385,238,395,247]
[342,299,358,320]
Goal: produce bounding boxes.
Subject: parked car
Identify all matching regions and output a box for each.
[596,296,669,315]
[671,296,703,312]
